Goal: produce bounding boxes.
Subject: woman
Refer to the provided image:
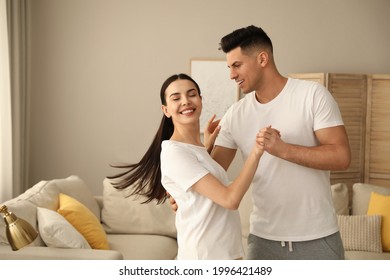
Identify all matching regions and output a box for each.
[108,73,264,259]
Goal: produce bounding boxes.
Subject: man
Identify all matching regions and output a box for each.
[211,25,351,259]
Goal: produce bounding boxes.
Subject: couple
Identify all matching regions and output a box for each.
[108,25,351,260]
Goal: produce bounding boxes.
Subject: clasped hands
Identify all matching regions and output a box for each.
[256,125,282,155]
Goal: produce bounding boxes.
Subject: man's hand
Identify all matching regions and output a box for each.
[257,125,282,156]
[204,114,221,154]
[167,192,178,213]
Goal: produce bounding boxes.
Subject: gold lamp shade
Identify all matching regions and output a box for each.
[0,205,38,251]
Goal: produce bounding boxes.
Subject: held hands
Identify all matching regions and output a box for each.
[256,125,283,156]
[204,114,221,154]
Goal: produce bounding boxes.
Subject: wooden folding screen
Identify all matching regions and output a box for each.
[365,75,390,187]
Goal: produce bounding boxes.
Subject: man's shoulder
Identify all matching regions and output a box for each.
[289,77,326,91]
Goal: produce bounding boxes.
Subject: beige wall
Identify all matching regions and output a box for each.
[26,0,390,195]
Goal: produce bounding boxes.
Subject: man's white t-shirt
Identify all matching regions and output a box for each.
[215,78,343,242]
[161,140,244,259]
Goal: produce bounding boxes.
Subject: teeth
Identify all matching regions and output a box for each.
[181,109,194,114]
[237,80,243,85]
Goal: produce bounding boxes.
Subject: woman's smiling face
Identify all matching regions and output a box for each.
[162,79,202,126]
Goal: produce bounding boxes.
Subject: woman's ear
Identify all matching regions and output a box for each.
[161,105,171,118]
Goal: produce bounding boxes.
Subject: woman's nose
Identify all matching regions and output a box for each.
[182,97,190,105]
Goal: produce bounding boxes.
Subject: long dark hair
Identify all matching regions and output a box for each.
[107,73,201,204]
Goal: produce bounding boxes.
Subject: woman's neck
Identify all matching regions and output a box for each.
[170,126,203,146]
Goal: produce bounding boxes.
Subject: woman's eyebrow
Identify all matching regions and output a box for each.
[187,88,196,93]
[168,92,180,98]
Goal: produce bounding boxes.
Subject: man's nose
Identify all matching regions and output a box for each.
[230,68,237,80]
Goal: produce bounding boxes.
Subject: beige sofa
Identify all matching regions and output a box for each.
[0,175,177,260]
[332,182,390,260]
[1,175,389,260]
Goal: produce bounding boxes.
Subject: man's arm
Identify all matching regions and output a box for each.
[260,125,351,170]
[211,145,237,171]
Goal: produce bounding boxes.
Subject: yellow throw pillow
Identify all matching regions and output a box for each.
[367,192,390,251]
[57,193,109,249]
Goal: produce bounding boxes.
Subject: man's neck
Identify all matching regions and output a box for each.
[255,74,288,104]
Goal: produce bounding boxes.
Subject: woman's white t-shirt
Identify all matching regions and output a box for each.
[161,140,244,260]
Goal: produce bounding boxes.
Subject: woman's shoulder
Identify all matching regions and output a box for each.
[161,141,208,170]
[162,140,183,152]
[162,140,205,154]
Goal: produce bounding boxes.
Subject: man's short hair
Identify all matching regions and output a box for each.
[219,25,273,54]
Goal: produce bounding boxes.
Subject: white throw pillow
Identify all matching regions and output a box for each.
[37,207,91,249]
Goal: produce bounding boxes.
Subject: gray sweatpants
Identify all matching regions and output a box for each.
[247,232,345,260]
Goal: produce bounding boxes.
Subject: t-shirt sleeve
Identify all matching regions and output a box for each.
[312,83,344,131]
[162,144,209,192]
[214,105,238,149]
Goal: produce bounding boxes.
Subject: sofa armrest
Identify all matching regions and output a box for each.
[0,245,123,260]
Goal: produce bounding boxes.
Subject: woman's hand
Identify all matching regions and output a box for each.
[253,129,268,158]
[204,114,221,154]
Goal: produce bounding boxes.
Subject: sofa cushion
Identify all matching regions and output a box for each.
[57,193,109,250]
[345,250,390,260]
[52,175,100,220]
[107,234,177,260]
[13,180,60,210]
[101,178,176,238]
[37,207,91,249]
[367,192,390,252]
[331,183,349,215]
[337,214,382,253]
[352,183,390,215]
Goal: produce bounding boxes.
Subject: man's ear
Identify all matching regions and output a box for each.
[257,51,268,67]
[161,105,171,118]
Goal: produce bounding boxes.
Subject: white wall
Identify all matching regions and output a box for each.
[26,0,390,195]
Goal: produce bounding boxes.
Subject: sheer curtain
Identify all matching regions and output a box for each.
[0,0,28,203]
[0,0,13,203]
